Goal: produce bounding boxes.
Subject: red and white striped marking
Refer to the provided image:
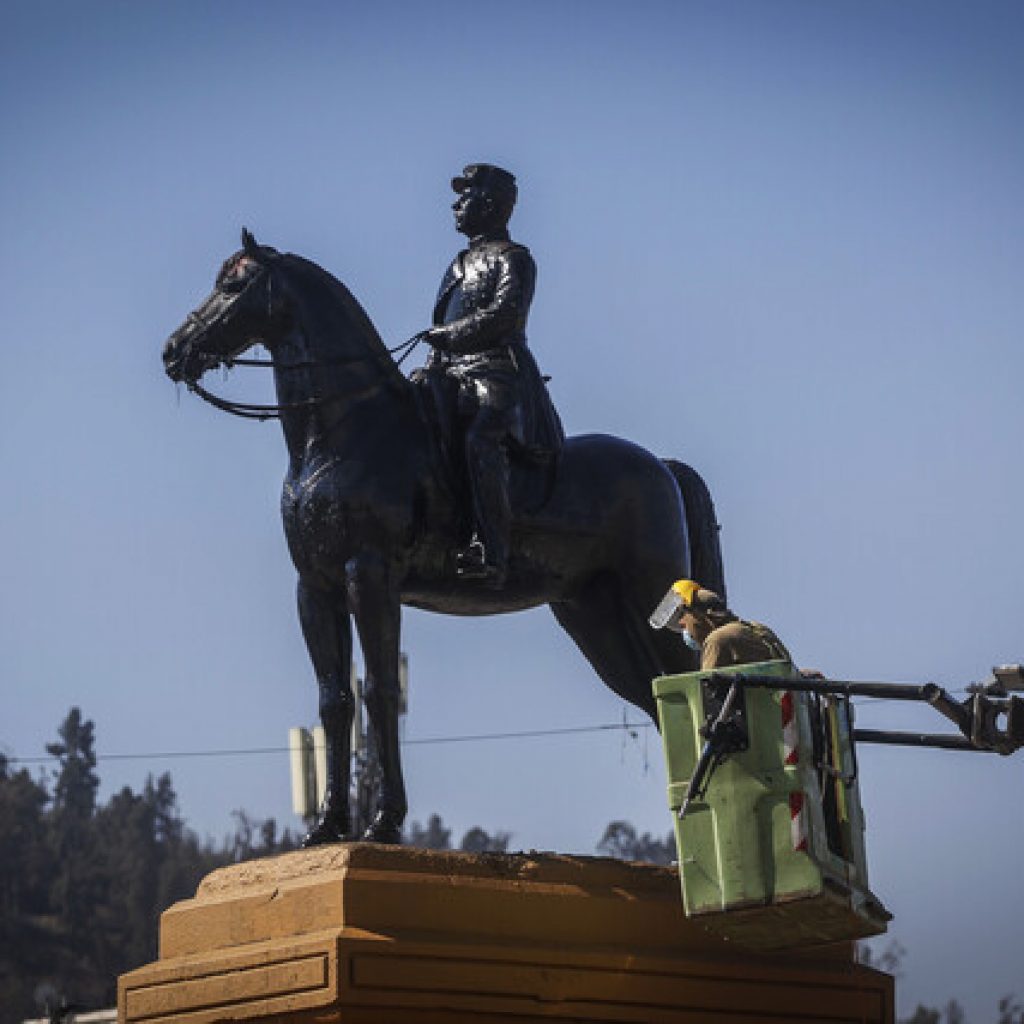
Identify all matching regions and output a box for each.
[789,791,809,851]
[782,691,808,851]
[781,690,800,765]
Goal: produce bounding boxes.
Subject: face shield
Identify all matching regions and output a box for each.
[649,579,702,632]
[649,587,686,632]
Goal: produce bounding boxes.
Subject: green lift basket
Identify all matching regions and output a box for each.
[653,660,892,951]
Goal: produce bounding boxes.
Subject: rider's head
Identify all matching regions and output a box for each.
[451,164,517,237]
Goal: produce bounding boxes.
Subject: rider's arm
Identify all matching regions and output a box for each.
[429,248,535,355]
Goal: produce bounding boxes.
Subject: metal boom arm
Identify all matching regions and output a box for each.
[718,668,1024,756]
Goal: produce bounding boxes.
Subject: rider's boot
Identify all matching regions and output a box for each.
[457,425,510,588]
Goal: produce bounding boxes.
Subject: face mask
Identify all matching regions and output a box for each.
[682,628,702,652]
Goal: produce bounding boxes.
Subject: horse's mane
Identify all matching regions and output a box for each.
[278,253,409,392]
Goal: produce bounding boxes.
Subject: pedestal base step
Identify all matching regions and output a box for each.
[119,844,893,1023]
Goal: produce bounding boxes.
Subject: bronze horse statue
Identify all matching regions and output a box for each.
[162,231,725,844]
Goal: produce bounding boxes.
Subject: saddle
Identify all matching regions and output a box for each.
[411,364,562,529]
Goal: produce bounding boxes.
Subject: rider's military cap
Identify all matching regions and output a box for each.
[451,163,517,202]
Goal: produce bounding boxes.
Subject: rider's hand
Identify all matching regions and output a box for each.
[422,327,450,352]
[409,343,444,382]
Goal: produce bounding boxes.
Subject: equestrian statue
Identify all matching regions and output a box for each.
[162,164,725,845]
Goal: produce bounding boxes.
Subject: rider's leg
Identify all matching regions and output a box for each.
[460,400,513,582]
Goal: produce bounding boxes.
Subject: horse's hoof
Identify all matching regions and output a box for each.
[361,810,404,845]
[302,816,350,848]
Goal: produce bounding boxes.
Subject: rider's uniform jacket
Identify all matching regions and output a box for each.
[431,229,535,361]
[424,228,564,459]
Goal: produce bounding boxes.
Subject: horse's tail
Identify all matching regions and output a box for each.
[662,459,727,603]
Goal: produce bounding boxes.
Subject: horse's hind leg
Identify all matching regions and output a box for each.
[624,569,701,682]
[551,575,667,724]
[299,577,355,846]
[345,552,407,844]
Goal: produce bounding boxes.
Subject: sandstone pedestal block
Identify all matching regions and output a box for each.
[118,844,893,1023]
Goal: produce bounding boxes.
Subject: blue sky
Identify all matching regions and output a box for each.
[2,1,1022,1017]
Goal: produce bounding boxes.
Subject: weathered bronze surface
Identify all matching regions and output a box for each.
[163,206,724,845]
[412,164,563,585]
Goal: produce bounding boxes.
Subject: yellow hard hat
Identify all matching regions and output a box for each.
[671,579,701,607]
[649,579,724,631]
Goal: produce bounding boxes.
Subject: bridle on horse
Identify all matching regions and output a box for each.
[187,356,387,422]
[182,282,424,423]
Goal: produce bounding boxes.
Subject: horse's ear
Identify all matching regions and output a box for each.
[241,227,260,255]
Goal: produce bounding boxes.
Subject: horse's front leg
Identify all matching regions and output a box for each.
[297,576,355,847]
[345,552,407,844]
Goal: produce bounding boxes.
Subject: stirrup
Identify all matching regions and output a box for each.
[455,540,506,586]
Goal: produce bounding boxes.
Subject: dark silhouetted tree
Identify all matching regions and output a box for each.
[0,754,56,1016]
[459,826,511,853]
[406,813,452,849]
[998,994,1024,1024]
[405,814,513,853]
[943,999,965,1024]
[901,1008,941,1024]
[858,939,905,976]
[0,710,303,1022]
[46,709,108,999]
[596,820,674,864]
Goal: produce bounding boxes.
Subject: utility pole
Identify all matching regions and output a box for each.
[290,654,408,835]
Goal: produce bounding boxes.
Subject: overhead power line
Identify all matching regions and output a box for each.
[404,721,648,746]
[4,689,969,766]
[4,720,655,766]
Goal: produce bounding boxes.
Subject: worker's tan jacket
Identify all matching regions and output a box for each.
[701,619,791,671]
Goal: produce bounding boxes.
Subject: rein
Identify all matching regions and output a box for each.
[227,332,422,370]
[188,377,384,421]
[186,335,423,422]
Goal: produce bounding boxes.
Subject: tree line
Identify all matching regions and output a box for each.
[0,707,675,1022]
[857,944,1023,1024]
[9,708,1012,1024]
[0,708,304,1019]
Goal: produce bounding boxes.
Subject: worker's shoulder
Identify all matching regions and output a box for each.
[702,620,749,661]
[705,619,780,659]
[708,620,751,641]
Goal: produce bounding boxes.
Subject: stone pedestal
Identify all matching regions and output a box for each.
[118,844,893,1023]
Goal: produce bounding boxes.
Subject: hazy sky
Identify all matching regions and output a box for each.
[2,1,1022,1017]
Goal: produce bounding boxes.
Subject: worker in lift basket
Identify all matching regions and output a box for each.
[649,579,797,671]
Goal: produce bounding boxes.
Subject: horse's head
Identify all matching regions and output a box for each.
[163,229,283,384]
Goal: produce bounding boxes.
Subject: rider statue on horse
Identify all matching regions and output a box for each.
[162,186,725,845]
[414,163,564,587]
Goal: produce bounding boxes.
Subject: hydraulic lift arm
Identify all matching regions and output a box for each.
[732,664,1024,755]
[677,665,1024,821]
